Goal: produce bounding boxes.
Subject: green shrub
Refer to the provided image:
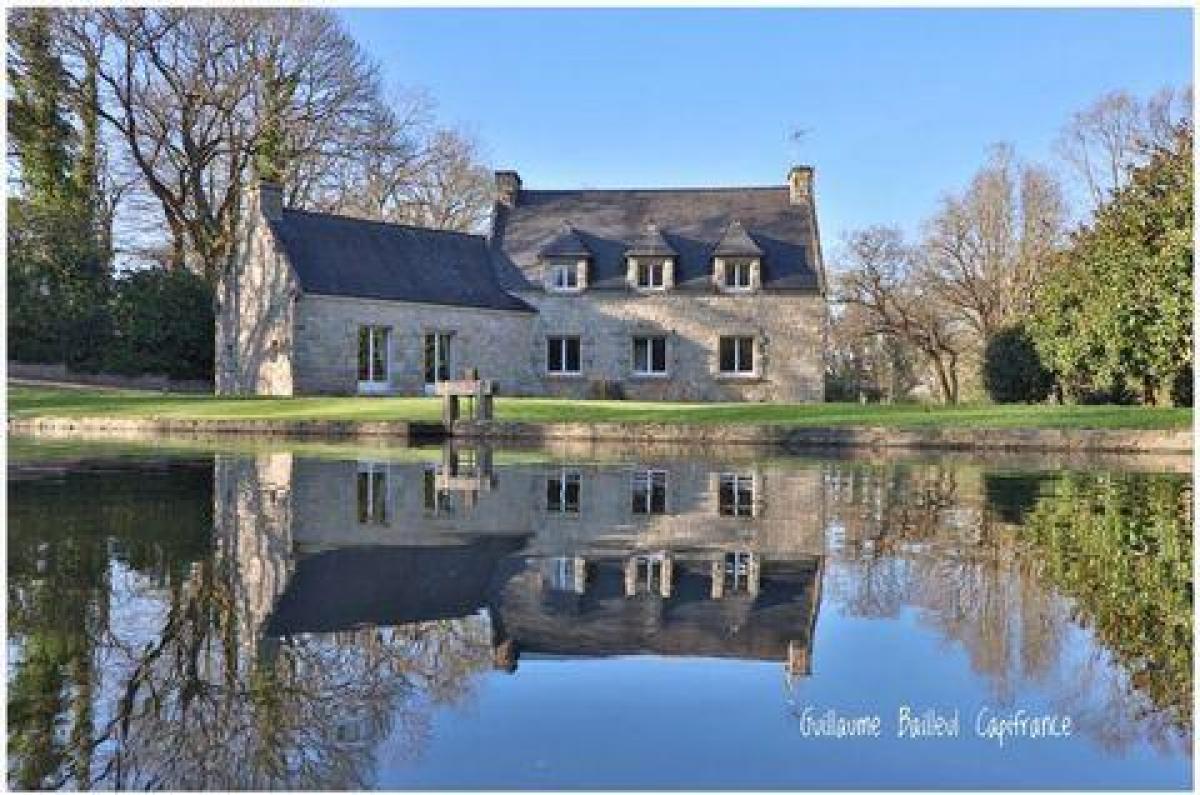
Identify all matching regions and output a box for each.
[983,325,1054,403]
[106,269,214,381]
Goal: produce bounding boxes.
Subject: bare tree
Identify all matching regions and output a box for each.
[837,226,970,404]
[63,8,393,282]
[1055,86,1193,211]
[922,145,1067,340]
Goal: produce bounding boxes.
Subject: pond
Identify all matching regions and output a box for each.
[6,438,1193,790]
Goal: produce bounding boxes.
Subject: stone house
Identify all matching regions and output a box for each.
[217,167,827,401]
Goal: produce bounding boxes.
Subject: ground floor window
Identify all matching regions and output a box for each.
[632,335,667,375]
[547,336,581,374]
[357,326,391,385]
[424,332,453,385]
[356,462,388,524]
[719,335,755,374]
[631,469,668,514]
[547,469,581,513]
[719,473,755,517]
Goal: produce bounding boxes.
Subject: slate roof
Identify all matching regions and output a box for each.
[625,222,677,256]
[713,219,764,257]
[491,186,822,292]
[539,221,591,258]
[269,209,533,312]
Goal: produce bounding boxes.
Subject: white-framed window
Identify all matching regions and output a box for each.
[719,473,755,517]
[548,261,579,291]
[546,336,582,374]
[423,331,452,387]
[634,259,666,289]
[632,336,668,376]
[356,462,388,524]
[547,469,581,513]
[357,326,391,388]
[718,336,755,375]
[724,260,753,290]
[631,469,668,515]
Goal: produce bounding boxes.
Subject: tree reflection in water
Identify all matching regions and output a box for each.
[7,461,493,790]
[824,462,1191,755]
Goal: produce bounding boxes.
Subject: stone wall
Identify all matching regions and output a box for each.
[292,294,536,395]
[216,189,297,396]
[518,291,826,402]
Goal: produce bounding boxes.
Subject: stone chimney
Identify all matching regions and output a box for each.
[257,180,283,222]
[788,165,814,205]
[495,170,522,207]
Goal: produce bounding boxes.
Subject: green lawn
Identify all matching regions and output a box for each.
[6,383,1193,430]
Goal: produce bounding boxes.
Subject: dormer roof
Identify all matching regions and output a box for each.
[539,221,591,258]
[712,219,764,257]
[625,222,677,257]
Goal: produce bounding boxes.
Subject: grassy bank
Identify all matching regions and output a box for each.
[7,384,1193,430]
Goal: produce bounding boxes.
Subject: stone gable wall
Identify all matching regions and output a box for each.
[216,208,297,396]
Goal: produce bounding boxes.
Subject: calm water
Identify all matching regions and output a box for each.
[7,439,1193,790]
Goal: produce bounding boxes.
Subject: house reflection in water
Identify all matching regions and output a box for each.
[217,445,826,681]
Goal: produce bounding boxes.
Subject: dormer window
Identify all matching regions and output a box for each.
[635,259,667,289]
[540,222,590,292]
[712,220,764,293]
[625,222,677,292]
[546,259,585,292]
[552,262,578,289]
[724,259,754,290]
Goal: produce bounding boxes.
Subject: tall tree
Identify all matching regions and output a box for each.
[922,144,1067,341]
[1031,122,1193,406]
[7,8,77,207]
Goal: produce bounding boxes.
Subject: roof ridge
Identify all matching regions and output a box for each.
[281,207,487,241]
[521,185,788,195]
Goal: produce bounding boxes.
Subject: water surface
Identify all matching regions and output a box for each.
[7,439,1192,789]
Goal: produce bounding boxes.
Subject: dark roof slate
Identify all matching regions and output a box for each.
[539,221,591,257]
[491,186,821,292]
[713,219,764,257]
[269,209,533,312]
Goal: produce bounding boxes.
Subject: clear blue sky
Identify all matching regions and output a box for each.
[338,8,1191,250]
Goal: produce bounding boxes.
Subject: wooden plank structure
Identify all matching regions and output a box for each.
[434,367,496,425]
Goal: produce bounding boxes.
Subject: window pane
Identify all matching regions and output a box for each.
[651,338,666,372]
[633,337,648,372]
[738,337,754,372]
[547,338,563,372]
[357,471,370,522]
[565,338,580,372]
[372,471,387,522]
[436,333,450,381]
[546,478,562,511]
[425,334,437,383]
[564,476,580,513]
[719,337,736,372]
[358,327,371,381]
[372,328,389,381]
